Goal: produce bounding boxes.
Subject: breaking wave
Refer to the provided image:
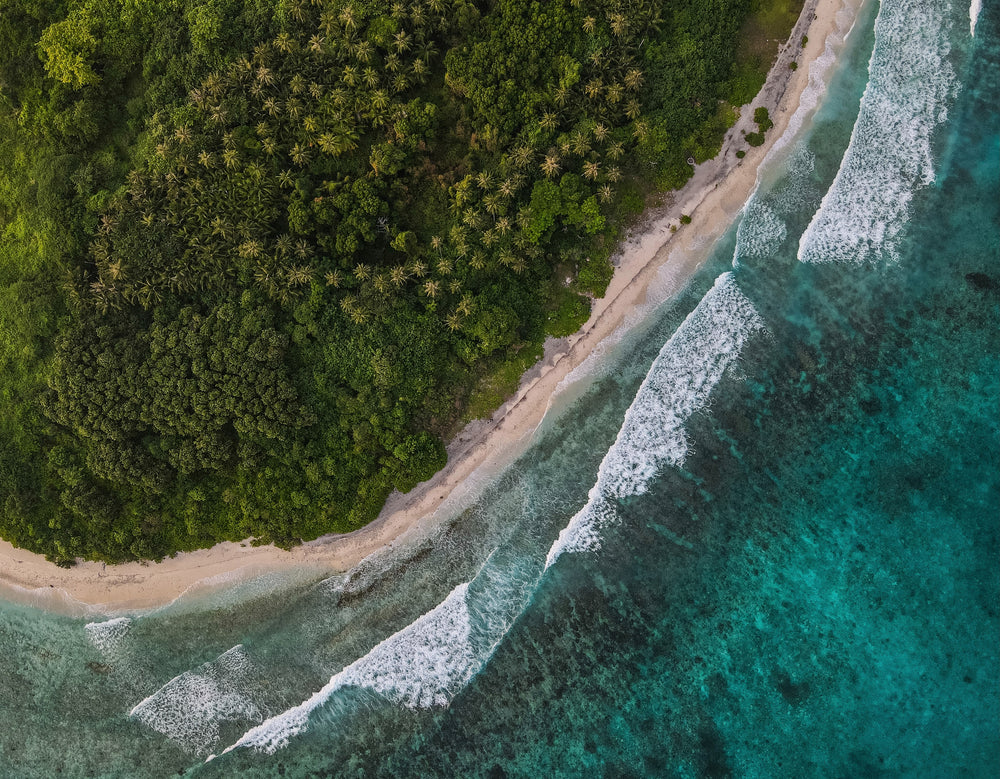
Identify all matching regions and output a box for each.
[129,645,266,756]
[545,272,765,568]
[797,0,959,264]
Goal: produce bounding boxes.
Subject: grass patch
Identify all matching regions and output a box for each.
[461,342,545,423]
[726,0,806,105]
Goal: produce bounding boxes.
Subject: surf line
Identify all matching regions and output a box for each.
[545,271,766,569]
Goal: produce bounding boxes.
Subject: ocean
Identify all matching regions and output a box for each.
[0,0,996,775]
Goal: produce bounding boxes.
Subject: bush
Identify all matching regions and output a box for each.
[679,214,692,225]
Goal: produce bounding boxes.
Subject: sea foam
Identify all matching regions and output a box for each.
[84,616,132,655]
[224,582,480,755]
[798,0,958,265]
[130,645,265,755]
[545,272,765,569]
[970,0,981,36]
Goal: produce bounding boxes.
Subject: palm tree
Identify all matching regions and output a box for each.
[410,260,428,277]
[363,67,379,89]
[583,160,600,180]
[585,79,603,100]
[606,165,622,182]
[174,125,193,144]
[436,257,452,275]
[287,265,313,286]
[308,34,325,54]
[609,13,629,38]
[290,144,311,166]
[572,131,591,156]
[325,269,343,287]
[354,262,372,281]
[263,96,282,117]
[457,293,474,316]
[256,65,275,87]
[222,149,240,169]
[446,312,462,331]
[274,32,296,53]
[606,82,624,105]
[390,265,409,287]
[354,40,374,63]
[339,5,357,30]
[392,73,410,93]
[582,16,596,33]
[278,170,296,189]
[295,239,312,259]
[496,216,512,235]
[422,279,440,298]
[599,184,614,203]
[625,99,642,120]
[512,146,533,168]
[540,112,558,132]
[483,194,502,216]
[541,154,561,178]
[393,30,412,53]
[625,68,645,92]
[593,123,609,142]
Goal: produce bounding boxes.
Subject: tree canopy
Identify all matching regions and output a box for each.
[0,0,797,563]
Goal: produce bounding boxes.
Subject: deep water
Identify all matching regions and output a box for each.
[1,0,997,776]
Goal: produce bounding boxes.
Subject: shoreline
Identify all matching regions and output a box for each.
[0,0,858,616]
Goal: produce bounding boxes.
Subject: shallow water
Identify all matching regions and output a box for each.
[1,0,997,776]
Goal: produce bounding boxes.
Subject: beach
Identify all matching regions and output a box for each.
[0,0,857,614]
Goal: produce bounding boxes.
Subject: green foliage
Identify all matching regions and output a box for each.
[0,0,783,562]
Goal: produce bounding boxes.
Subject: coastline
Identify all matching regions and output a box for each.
[0,0,858,616]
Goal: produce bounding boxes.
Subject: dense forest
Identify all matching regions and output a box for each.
[0,0,801,563]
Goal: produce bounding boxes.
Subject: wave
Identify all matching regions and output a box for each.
[734,201,789,262]
[970,0,981,36]
[545,272,765,569]
[223,582,481,755]
[797,0,959,265]
[130,644,266,756]
[84,616,132,655]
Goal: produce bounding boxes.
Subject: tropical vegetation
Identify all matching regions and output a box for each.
[0,0,801,563]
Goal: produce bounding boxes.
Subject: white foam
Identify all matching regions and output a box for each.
[224,582,479,755]
[734,201,788,261]
[84,616,132,655]
[798,0,958,265]
[970,0,981,36]
[130,645,264,755]
[546,272,765,568]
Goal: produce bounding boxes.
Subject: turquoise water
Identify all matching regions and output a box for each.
[1,0,997,775]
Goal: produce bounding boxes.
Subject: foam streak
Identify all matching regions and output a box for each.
[545,272,765,568]
[798,0,958,265]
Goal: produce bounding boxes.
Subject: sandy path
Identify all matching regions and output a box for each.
[0,0,861,615]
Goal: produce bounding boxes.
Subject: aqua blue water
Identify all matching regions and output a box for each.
[1,0,997,776]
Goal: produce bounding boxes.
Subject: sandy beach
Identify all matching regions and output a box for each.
[0,0,859,615]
